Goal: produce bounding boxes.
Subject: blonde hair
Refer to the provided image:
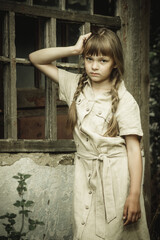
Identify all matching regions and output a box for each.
[67,28,124,137]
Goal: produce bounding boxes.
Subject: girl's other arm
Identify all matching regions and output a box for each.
[29,33,91,83]
[123,135,142,226]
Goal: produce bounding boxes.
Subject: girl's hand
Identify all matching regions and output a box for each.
[74,32,92,55]
[123,193,141,226]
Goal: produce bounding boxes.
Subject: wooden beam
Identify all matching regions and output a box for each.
[0,0,121,29]
[0,139,76,152]
[3,12,17,139]
[139,0,151,223]
[0,57,80,69]
[59,0,65,10]
[44,18,57,140]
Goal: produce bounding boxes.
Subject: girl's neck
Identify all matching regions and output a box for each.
[91,80,112,96]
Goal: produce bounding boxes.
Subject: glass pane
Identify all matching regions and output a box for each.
[17,65,35,88]
[16,65,45,89]
[16,15,44,59]
[66,0,89,11]
[18,113,45,139]
[57,21,81,63]
[57,106,73,139]
[33,0,59,7]
[17,88,46,139]
[16,15,45,89]
[94,0,116,16]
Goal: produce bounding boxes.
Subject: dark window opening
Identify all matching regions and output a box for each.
[57,20,81,63]
[33,0,59,7]
[66,0,89,12]
[94,0,116,16]
[15,15,45,89]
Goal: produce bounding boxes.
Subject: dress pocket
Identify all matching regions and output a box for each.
[76,93,94,124]
[91,106,111,134]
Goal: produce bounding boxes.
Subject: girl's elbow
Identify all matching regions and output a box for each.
[28,53,39,67]
[29,53,34,64]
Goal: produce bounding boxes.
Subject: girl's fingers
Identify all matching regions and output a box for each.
[123,204,129,225]
[123,203,127,219]
[80,32,92,43]
[83,32,92,39]
[124,211,141,226]
[131,213,137,223]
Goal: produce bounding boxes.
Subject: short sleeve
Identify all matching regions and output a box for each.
[58,68,79,106]
[116,91,143,137]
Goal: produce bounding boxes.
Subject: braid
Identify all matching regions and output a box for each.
[67,71,87,131]
[104,75,122,137]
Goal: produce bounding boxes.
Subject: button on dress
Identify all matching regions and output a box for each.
[58,69,150,240]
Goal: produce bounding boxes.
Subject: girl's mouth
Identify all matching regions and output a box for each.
[90,72,99,76]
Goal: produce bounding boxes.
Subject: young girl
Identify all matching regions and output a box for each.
[29,28,150,240]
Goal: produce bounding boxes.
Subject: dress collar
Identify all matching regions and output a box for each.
[84,77,126,99]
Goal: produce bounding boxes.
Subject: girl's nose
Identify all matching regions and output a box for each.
[92,61,99,70]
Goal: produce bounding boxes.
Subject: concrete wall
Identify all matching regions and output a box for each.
[0,153,74,240]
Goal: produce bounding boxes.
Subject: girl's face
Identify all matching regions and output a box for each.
[84,54,115,84]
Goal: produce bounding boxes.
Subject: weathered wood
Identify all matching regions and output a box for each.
[0,56,10,63]
[3,12,17,139]
[45,18,57,140]
[13,58,30,65]
[116,0,151,222]
[139,0,151,223]
[0,57,80,69]
[26,0,32,5]
[0,0,121,29]
[59,0,65,10]
[81,22,91,34]
[90,0,94,15]
[57,62,79,69]
[0,139,76,152]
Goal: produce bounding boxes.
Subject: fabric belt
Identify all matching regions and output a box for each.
[76,151,124,239]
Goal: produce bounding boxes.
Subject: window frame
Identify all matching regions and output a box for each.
[0,0,121,152]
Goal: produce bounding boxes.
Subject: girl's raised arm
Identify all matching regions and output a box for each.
[29,32,91,83]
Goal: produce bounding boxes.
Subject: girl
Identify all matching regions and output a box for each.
[29,28,150,240]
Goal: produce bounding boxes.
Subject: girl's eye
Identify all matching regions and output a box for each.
[86,57,92,61]
[101,59,108,63]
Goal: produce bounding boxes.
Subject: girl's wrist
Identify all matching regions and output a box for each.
[71,45,82,55]
[129,189,141,197]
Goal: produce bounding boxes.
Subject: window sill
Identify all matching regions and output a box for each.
[0,139,76,153]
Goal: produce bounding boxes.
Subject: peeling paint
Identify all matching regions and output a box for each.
[0,153,75,167]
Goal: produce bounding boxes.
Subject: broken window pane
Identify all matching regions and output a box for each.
[57,21,81,63]
[66,0,89,11]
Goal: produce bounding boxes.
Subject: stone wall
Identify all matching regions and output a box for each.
[0,153,74,240]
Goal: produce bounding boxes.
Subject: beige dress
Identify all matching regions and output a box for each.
[58,69,150,240]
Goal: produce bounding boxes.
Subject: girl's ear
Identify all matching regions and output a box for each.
[113,65,117,69]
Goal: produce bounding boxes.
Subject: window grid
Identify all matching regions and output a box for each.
[0,0,121,152]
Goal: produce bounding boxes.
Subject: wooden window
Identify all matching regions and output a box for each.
[0,0,120,152]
